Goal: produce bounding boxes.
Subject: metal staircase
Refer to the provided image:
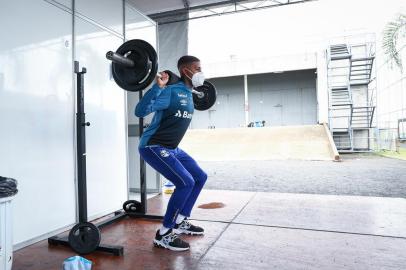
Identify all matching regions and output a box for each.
[350,57,374,86]
[332,127,353,150]
[351,106,375,129]
[331,87,352,106]
[327,42,376,152]
[330,44,351,60]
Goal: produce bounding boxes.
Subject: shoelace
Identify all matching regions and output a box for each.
[182,219,192,229]
[165,232,179,242]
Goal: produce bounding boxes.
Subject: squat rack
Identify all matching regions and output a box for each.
[48,61,163,256]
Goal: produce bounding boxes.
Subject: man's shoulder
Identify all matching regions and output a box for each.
[167,81,189,92]
[168,80,186,88]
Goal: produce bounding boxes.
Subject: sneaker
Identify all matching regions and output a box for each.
[174,219,204,235]
[153,229,190,251]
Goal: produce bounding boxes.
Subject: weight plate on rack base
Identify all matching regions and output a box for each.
[68,222,101,255]
[123,200,142,213]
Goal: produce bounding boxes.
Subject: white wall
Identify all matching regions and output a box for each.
[125,3,161,193]
[376,44,406,149]
[204,53,317,79]
[0,0,156,249]
[0,0,76,247]
[74,7,128,221]
[316,49,329,124]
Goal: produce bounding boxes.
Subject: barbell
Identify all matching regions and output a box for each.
[106,39,217,111]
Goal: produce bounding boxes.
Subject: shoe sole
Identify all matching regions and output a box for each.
[153,239,190,251]
[173,229,204,236]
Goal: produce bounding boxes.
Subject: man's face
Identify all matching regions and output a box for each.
[182,61,201,78]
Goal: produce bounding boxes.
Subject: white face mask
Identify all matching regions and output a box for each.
[192,72,205,87]
[186,68,205,87]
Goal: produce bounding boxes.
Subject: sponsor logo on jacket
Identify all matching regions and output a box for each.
[178,93,188,98]
[174,110,193,119]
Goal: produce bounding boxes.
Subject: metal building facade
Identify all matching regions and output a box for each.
[191,69,317,129]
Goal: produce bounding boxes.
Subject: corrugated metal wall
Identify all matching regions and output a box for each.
[191,75,246,129]
[191,69,317,129]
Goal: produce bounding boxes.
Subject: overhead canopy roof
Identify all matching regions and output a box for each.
[129,0,317,24]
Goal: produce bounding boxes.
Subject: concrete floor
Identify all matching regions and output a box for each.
[13,190,406,270]
[201,154,406,198]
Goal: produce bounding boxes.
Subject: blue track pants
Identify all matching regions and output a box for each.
[139,146,208,228]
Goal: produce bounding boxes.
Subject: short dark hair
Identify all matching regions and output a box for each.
[177,55,200,69]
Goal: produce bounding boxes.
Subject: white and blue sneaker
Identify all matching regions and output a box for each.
[153,229,190,251]
[174,219,204,235]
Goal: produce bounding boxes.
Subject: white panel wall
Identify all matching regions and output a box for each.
[76,0,123,35]
[75,17,128,219]
[0,0,76,246]
[0,0,156,248]
[126,3,157,129]
[125,4,160,192]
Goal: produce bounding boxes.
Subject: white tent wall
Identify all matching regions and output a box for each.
[74,0,128,223]
[127,13,190,191]
[125,4,161,194]
[0,0,76,249]
[0,0,155,249]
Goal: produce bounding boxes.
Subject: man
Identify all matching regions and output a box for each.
[135,56,207,251]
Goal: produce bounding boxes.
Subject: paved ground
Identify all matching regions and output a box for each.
[200,154,406,198]
[14,190,406,270]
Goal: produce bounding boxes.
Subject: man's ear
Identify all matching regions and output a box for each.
[180,66,188,77]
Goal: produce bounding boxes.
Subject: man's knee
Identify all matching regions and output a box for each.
[196,171,208,185]
[181,175,195,189]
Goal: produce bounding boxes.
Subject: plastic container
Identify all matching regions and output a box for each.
[163,180,175,194]
[63,256,92,270]
[0,196,15,270]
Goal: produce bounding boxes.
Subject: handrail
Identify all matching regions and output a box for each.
[370,106,375,127]
[349,104,353,127]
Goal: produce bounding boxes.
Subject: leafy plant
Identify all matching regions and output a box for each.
[382,13,406,72]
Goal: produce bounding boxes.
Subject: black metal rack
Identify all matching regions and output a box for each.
[48,61,163,256]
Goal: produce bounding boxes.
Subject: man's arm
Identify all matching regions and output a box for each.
[135,84,171,117]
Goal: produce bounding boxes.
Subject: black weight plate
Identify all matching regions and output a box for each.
[68,222,101,255]
[123,200,142,213]
[111,39,158,92]
[193,80,217,111]
[124,50,149,84]
[113,40,150,87]
[113,41,152,89]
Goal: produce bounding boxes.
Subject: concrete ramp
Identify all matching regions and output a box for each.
[179,124,339,161]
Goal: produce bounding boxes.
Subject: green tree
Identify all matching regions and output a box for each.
[382,13,406,72]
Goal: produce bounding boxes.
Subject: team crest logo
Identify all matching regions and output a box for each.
[180,99,188,106]
[160,150,170,157]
